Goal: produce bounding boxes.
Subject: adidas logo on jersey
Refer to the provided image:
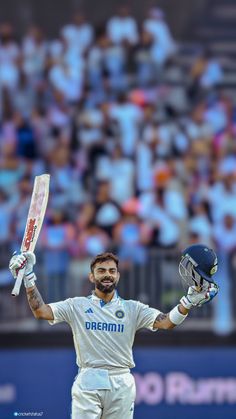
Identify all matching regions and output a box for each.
[85,308,94,314]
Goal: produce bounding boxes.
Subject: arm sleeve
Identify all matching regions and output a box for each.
[136,301,161,331]
[47,298,74,325]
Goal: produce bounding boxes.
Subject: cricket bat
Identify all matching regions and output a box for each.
[11,174,50,297]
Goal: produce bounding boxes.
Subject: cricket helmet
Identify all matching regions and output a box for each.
[179,244,218,288]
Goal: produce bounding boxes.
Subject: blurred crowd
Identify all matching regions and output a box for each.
[0,5,235,315]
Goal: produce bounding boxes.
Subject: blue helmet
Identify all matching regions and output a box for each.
[179,244,218,288]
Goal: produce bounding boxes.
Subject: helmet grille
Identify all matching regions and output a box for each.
[179,256,207,290]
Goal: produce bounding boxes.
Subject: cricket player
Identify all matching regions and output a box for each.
[9,244,219,419]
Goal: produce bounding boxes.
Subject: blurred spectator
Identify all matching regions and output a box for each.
[104,39,128,92]
[107,5,139,46]
[214,214,236,252]
[189,201,213,247]
[189,49,223,100]
[87,33,106,89]
[11,71,36,119]
[108,93,143,156]
[207,174,236,223]
[48,141,84,210]
[134,30,156,86]
[78,224,110,257]
[22,25,47,82]
[0,23,20,90]
[94,181,122,236]
[95,145,135,204]
[0,144,25,194]
[204,94,228,134]
[61,12,94,55]
[136,140,153,192]
[47,91,71,130]
[184,102,213,141]
[113,213,151,266]
[143,7,177,66]
[41,210,74,301]
[139,187,180,248]
[49,60,84,102]
[15,113,38,159]
[76,104,105,149]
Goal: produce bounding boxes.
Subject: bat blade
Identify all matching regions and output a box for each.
[11,174,50,297]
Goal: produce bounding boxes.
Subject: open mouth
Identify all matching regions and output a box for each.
[97,277,116,293]
[101,279,113,285]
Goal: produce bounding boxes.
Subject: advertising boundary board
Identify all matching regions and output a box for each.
[0,347,236,419]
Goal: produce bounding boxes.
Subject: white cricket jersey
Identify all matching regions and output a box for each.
[48,291,160,370]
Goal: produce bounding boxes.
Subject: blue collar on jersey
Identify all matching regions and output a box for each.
[89,290,119,307]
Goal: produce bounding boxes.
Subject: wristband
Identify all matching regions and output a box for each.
[169,305,188,325]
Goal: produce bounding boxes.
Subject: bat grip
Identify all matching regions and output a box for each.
[11,266,26,297]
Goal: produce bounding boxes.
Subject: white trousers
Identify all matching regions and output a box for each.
[71,369,136,419]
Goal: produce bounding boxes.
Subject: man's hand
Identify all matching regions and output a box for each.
[9,251,37,288]
[180,283,219,310]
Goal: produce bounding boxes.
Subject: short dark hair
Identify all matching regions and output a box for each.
[90,252,119,272]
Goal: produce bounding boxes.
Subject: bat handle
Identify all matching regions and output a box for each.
[11,266,26,297]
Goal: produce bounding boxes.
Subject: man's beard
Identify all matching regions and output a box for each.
[95,276,117,294]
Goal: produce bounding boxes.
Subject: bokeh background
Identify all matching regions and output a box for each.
[0,0,236,418]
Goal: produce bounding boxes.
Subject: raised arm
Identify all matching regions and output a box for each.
[9,252,54,320]
[26,285,53,320]
[153,283,218,330]
[153,304,189,330]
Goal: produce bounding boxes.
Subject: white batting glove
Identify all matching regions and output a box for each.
[180,283,219,309]
[9,251,37,288]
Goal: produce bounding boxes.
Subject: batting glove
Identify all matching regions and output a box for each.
[180,283,219,309]
[9,251,37,288]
